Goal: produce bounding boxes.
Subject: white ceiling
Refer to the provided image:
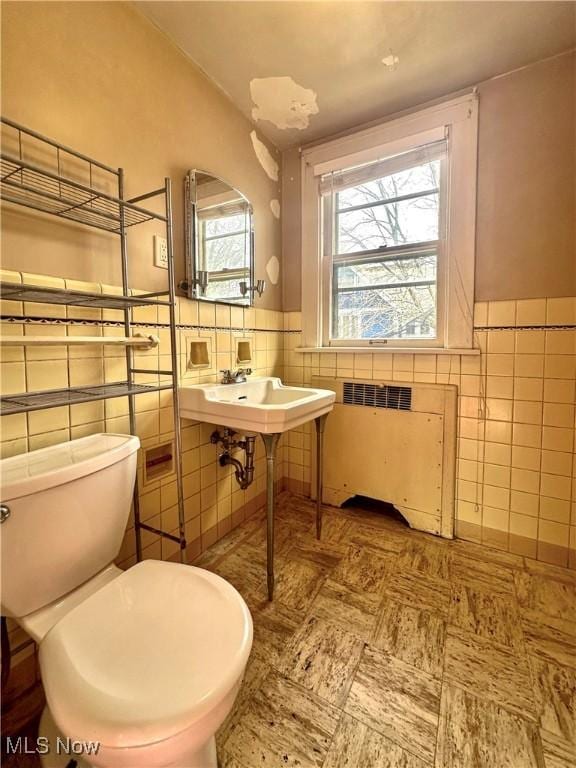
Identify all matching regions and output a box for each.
[137,1,576,150]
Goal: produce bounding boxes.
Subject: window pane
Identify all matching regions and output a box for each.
[329,156,442,342]
[204,212,247,238]
[205,233,249,272]
[336,160,440,210]
[332,280,437,340]
[335,253,436,289]
[336,193,439,253]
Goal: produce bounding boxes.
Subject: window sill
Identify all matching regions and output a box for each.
[296,346,480,356]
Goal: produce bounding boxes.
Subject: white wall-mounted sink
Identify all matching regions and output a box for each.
[179,376,335,434]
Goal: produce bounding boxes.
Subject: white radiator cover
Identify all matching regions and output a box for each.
[312,377,457,538]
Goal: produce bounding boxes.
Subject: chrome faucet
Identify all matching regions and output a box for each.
[220,368,252,384]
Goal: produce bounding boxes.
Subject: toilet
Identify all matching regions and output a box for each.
[0,433,253,768]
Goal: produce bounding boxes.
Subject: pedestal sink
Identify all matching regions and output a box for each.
[179,377,335,599]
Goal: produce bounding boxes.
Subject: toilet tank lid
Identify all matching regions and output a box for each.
[0,433,140,501]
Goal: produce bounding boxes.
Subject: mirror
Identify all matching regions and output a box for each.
[184,170,254,305]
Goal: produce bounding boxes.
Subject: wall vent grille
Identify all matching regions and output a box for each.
[342,382,412,411]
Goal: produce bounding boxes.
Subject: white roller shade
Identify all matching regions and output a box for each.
[197,200,250,221]
[319,136,447,196]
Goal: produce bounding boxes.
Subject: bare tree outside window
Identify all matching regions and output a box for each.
[199,208,251,302]
[330,158,442,340]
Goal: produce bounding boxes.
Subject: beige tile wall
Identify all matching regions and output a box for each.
[2,276,574,667]
[282,298,576,570]
[0,269,286,664]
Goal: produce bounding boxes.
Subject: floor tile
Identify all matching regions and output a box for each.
[8,491,576,768]
[530,656,576,745]
[323,712,431,768]
[247,598,304,664]
[449,584,525,651]
[521,610,576,670]
[450,555,516,596]
[193,512,263,568]
[231,538,270,567]
[246,516,299,555]
[449,537,525,570]
[524,560,576,586]
[515,572,576,620]
[209,548,267,600]
[222,670,340,768]
[347,522,407,556]
[307,578,382,640]
[218,749,251,768]
[279,493,316,520]
[398,539,451,580]
[217,652,272,745]
[540,730,576,768]
[286,533,347,570]
[444,626,536,719]
[276,496,319,531]
[384,571,451,617]
[372,597,446,678]
[277,615,364,707]
[312,508,351,544]
[273,557,326,612]
[345,644,441,763]
[331,545,392,594]
[436,684,544,768]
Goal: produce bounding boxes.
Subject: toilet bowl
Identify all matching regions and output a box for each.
[0,434,253,768]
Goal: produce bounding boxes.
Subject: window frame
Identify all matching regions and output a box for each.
[301,94,478,351]
[323,150,447,348]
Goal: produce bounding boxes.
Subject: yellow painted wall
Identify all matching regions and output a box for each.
[0,1,282,309]
[0,0,283,668]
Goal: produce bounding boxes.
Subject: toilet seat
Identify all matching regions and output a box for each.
[39,560,253,751]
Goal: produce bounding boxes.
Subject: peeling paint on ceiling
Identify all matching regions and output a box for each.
[138,1,576,150]
[250,131,279,181]
[382,52,400,70]
[270,199,281,219]
[250,76,319,131]
[266,255,280,285]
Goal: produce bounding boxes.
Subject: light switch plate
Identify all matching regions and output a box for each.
[154,235,168,269]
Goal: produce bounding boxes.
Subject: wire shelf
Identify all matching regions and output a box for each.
[1,117,187,561]
[1,382,173,415]
[0,282,170,310]
[0,154,166,234]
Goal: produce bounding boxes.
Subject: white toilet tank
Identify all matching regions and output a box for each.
[0,433,140,619]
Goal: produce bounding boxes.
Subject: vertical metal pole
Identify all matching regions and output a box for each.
[119,168,142,562]
[165,178,187,564]
[261,432,281,600]
[315,414,328,540]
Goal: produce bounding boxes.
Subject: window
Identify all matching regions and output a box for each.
[323,140,445,344]
[198,202,251,303]
[301,95,478,350]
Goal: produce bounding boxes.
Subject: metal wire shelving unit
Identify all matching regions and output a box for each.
[0,382,175,415]
[0,281,171,310]
[0,117,186,562]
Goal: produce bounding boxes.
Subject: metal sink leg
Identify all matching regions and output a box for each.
[315,414,328,540]
[261,432,281,601]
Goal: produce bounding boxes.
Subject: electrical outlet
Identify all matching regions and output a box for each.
[153,235,168,269]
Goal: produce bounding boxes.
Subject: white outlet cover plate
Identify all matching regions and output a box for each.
[154,235,168,269]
